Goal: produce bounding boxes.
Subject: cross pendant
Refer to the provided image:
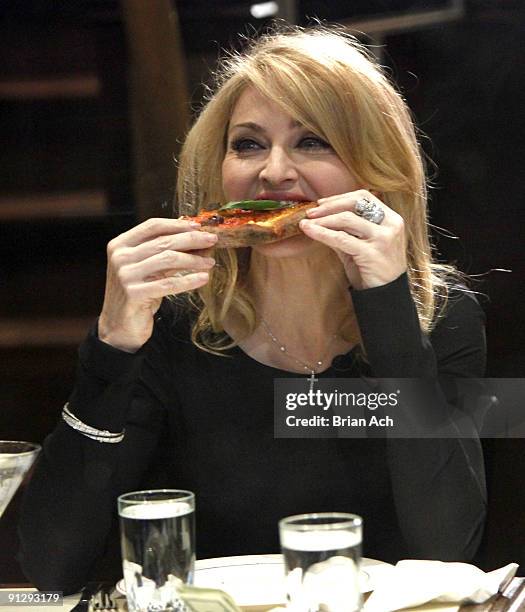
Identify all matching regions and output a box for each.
[308,371,319,392]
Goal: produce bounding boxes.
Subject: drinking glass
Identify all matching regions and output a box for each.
[0,441,41,518]
[118,489,195,612]
[279,512,363,612]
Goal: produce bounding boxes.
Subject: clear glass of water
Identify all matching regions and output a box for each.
[0,441,41,518]
[118,489,195,612]
[279,512,363,612]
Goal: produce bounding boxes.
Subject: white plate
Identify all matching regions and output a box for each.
[117,554,392,607]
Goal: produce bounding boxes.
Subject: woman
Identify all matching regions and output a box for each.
[19,26,487,592]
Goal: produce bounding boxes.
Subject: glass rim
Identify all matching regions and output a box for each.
[0,441,41,457]
[279,512,362,531]
[118,488,195,505]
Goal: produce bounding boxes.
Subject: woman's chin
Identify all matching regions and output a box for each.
[251,233,321,258]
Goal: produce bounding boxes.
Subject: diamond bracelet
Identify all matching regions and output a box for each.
[62,402,125,443]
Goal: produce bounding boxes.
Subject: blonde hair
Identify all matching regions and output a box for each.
[176,25,455,354]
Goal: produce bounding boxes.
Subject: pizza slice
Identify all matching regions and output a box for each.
[180,200,318,247]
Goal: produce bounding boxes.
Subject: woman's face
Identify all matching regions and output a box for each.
[222,87,359,258]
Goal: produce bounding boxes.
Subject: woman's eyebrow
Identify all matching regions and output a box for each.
[229,120,303,133]
[229,122,265,133]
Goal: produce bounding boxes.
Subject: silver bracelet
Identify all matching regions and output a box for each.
[62,403,125,443]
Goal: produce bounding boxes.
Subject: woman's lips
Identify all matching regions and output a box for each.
[255,193,310,201]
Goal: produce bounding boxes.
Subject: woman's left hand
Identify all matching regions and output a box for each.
[299,189,407,290]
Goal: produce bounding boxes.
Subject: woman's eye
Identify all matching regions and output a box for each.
[299,136,331,150]
[230,138,262,153]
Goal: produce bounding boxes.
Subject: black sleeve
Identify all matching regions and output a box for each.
[350,272,486,378]
[17,312,175,594]
[351,273,487,561]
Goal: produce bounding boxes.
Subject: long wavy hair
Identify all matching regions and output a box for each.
[176,25,455,355]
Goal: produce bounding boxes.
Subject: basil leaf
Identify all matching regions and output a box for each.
[218,199,295,211]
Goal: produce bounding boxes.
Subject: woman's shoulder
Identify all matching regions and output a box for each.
[430,283,487,376]
[433,283,486,332]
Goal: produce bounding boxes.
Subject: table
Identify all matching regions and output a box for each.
[0,578,525,612]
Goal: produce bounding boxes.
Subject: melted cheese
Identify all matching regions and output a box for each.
[247,209,294,227]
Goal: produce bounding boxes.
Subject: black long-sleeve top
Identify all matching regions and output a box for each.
[18,273,487,593]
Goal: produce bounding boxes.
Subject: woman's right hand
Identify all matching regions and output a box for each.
[98,218,218,352]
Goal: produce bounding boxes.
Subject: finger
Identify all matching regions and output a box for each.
[194,247,215,258]
[113,231,218,266]
[111,218,204,249]
[303,211,380,239]
[120,250,216,284]
[299,220,367,256]
[307,191,391,222]
[126,272,211,301]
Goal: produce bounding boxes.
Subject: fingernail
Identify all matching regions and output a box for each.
[205,233,219,241]
[205,258,216,266]
[317,197,327,203]
[190,222,201,228]
[306,207,321,217]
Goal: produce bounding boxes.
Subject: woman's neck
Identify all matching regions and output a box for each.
[246,246,354,348]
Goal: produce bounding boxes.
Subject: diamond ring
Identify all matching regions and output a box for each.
[355,197,385,225]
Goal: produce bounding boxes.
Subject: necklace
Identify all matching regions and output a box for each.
[260,319,339,392]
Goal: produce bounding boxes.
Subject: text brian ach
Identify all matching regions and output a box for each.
[285,415,395,427]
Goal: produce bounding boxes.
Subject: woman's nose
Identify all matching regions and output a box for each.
[258,147,298,185]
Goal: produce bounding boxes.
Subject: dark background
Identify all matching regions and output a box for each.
[1,0,524,583]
